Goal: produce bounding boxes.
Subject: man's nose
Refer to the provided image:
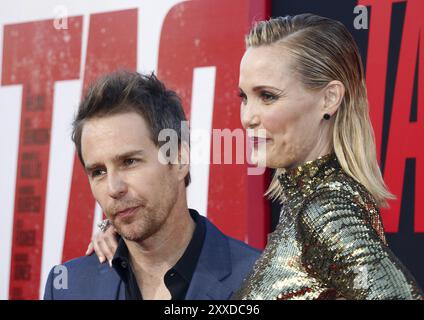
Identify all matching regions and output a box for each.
[241,101,260,129]
[107,171,128,199]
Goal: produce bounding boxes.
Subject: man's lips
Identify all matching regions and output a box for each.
[114,205,140,219]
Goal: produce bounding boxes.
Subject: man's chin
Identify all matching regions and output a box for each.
[116,229,144,242]
[120,233,146,243]
[113,222,152,243]
[111,214,165,243]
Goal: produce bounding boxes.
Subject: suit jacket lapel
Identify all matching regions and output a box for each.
[185,217,234,300]
[95,262,125,300]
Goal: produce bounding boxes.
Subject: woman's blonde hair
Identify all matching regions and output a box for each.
[246,14,394,208]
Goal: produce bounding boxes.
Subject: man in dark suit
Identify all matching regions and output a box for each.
[43,71,259,300]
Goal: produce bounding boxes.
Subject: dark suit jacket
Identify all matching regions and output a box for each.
[43,215,260,300]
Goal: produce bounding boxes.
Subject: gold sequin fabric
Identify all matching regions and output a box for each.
[233,154,423,300]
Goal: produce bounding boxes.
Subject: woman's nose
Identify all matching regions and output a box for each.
[241,102,260,129]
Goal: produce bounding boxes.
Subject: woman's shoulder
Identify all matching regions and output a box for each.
[298,169,386,242]
[313,169,378,208]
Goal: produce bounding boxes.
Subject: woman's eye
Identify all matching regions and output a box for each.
[238,92,247,104]
[260,91,278,103]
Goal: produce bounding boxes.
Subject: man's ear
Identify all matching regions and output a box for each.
[322,80,345,117]
[177,141,190,182]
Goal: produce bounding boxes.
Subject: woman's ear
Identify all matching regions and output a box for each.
[322,80,345,116]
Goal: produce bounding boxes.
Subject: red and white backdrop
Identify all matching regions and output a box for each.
[0,0,422,300]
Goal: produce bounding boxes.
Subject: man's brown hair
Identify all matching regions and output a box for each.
[72,70,190,186]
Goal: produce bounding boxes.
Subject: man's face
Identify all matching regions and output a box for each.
[81,111,180,242]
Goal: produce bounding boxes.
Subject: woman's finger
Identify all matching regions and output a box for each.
[103,236,118,263]
[85,241,94,256]
[92,238,106,264]
[97,237,115,266]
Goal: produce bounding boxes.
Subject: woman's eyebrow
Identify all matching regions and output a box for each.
[252,85,285,93]
[239,85,286,96]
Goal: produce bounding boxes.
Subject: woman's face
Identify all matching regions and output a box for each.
[239,45,331,169]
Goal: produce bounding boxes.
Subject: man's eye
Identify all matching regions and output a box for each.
[91,169,106,178]
[123,158,138,166]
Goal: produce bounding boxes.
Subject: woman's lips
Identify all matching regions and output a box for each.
[249,136,271,147]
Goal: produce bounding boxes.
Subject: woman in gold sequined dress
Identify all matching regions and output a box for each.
[233,14,423,300]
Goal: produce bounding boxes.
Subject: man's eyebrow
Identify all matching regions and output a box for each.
[84,149,145,172]
[113,149,145,162]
